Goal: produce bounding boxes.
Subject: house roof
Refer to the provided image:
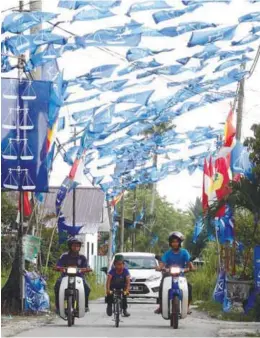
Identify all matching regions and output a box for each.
[42,187,110,232]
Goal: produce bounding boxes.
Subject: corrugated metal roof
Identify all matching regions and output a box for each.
[43,187,105,224]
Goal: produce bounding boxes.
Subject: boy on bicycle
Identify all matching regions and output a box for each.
[106,255,131,317]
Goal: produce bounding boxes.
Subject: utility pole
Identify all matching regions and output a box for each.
[132,188,137,251]
[30,0,42,79]
[150,153,157,216]
[236,63,245,142]
[120,192,125,252]
[230,63,245,276]
[18,0,25,314]
[106,200,113,265]
[73,127,76,227]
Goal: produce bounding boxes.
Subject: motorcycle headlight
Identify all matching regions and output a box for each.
[67,267,77,274]
[170,267,181,275]
[147,275,161,282]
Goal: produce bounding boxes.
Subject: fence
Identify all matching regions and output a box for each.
[93,255,108,285]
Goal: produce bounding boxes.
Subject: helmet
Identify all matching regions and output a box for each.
[168,231,185,246]
[67,237,82,249]
[114,254,124,263]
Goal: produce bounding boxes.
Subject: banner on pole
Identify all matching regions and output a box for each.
[23,235,41,263]
[254,245,260,290]
[1,78,51,192]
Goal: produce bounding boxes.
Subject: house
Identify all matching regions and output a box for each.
[42,187,110,268]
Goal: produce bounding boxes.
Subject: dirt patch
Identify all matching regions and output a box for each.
[1,313,56,337]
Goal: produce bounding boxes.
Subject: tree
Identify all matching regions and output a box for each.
[185,198,209,259]
[244,124,260,180]
[121,187,192,254]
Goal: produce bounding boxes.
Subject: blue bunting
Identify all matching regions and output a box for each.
[137,64,186,79]
[65,93,100,106]
[94,79,128,92]
[2,12,58,33]
[5,33,67,56]
[73,8,115,22]
[183,0,231,3]
[76,31,141,47]
[118,59,162,76]
[214,56,251,73]
[58,1,121,10]
[239,11,260,23]
[159,22,217,38]
[219,47,254,60]
[57,117,65,131]
[193,44,220,61]
[116,90,154,106]
[188,25,237,47]
[232,34,260,46]
[126,47,174,62]
[127,0,170,16]
[153,4,201,24]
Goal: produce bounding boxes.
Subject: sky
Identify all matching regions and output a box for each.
[1,0,260,210]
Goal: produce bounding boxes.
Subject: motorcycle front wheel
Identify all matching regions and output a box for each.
[171,296,179,329]
[67,296,74,327]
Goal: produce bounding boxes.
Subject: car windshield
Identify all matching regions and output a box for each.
[123,256,157,269]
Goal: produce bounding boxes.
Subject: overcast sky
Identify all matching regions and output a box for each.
[2,0,260,209]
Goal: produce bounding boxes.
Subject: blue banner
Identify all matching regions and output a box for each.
[24,272,50,312]
[1,78,50,192]
[213,270,226,303]
[254,245,260,291]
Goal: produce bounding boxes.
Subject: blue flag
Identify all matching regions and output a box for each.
[73,8,115,21]
[213,270,226,303]
[188,25,237,47]
[127,1,170,16]
[192,217,204,243]
[153,4,201,24]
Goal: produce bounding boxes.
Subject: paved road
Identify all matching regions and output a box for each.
[13,299,260,337]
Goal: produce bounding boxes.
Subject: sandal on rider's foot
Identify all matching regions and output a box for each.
[123,310,130,317]
[188,310,192,315]
[85,306,90,313]
[154,307,162,314]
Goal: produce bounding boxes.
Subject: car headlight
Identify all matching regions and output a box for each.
[147,275,161,282]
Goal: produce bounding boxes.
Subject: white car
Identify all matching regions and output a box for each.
[109,252,161,299]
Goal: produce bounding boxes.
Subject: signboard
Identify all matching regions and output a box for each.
[1,78,51,192]
[23,235,41,263]
[254,245,260,291]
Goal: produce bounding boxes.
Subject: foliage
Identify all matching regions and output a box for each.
[120,187,192,254]
[244,124,260,180]
[189,243,218,302]
[1,192,17,231]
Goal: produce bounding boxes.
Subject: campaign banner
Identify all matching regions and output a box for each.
[1,78,51,192]
[254,245,260,290]
[23,235,41,263]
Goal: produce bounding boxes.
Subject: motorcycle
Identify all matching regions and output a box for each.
[58,267,86,327]
[161,266,188,329]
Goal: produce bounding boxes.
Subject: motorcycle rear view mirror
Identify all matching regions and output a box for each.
[101,267,108,274]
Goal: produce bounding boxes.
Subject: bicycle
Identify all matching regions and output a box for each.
[111,289,128,328]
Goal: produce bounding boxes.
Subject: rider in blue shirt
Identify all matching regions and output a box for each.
[106,254,131,317]
[154,231,195,314]
[54,238,92,313]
